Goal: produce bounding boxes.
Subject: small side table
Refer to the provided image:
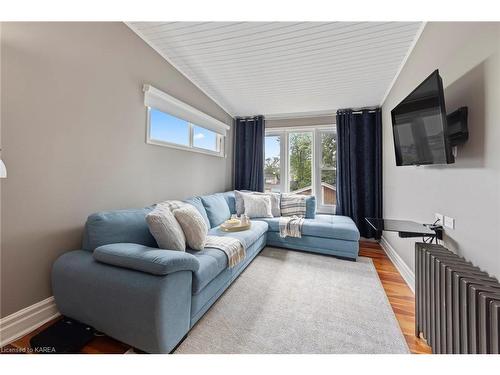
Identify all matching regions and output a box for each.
[365,218,443,243]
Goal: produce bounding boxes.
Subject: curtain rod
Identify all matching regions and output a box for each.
[235,116,264,124]
[338,106,380,115]
[350,110,379,114]
[235,115,263,120]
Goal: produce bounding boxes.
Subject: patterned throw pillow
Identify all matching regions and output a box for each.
[146,203,186,251]
[242,194,273,218]
[280,194,307,217]
[174,205,208,251]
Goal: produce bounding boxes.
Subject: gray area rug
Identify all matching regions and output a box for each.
[176,247,409,354]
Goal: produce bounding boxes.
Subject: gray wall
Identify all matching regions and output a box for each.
[266,115,335,128]
[0,22,234,318]
[382,22,500,279]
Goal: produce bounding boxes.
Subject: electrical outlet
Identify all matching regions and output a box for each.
[444,216,455,229]
[435,213,444,225]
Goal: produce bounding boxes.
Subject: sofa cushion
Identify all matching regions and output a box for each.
[187,248,228,294]
[184,196,211,228]
[258,214,359,242]
[83,207,157,251]
[222,191,236,214]
[305,196,316,219]
[208,220,268,248]
[201,194,231,228]
[188,220,269,294]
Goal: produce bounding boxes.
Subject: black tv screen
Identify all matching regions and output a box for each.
[391,70,453,166]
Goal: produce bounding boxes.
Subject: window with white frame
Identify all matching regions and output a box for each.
[288,131,313,195]
[318,129,336,207]
[264,135,282,192]
[264,125,336,213]
[144,85,228,157]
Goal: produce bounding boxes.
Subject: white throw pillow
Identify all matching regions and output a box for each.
[146,203,186,251]
[174,205,208,251]
[235,190,281,217]
[242,194,273,218]
[251,192,281,217]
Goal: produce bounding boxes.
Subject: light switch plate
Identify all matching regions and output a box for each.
[435,213,444,225]
[444,216,455,229]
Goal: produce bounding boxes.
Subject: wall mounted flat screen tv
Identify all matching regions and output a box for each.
[391,69,454,166]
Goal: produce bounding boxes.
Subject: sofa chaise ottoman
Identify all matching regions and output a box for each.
[261,214,359,260]
[52,191,360,353]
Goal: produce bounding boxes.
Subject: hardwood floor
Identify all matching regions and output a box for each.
[359,241,432,354]
[2,240,431,354]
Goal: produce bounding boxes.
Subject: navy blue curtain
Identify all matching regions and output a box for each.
[234,115,265,192]
[336,109,382,239]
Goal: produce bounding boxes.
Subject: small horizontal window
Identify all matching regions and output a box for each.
[147,108,224,157]
[143,84,228,157]
[149,109,189,146]
[193,124,219,153]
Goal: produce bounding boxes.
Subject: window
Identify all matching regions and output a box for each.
[192,124,219,152]
[149,109,189,146]
[148,109,223,155]
[264,125,336,213]
[288,132,313,195]
[264,135,282,192]
[144,84,228,157]
[319,130,336,206]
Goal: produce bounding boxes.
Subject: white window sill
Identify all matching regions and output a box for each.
[147,139,225,158]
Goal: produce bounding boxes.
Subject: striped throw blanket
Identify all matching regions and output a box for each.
[205,235,246,268]
[279,216,305,238]
[280,194,307,217]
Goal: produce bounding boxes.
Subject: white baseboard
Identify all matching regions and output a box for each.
[0,296,60,347]
[380,236,415,293]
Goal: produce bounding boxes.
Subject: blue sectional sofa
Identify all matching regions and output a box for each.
[52,191,360,353]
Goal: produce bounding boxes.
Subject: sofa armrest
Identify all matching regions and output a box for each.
[53,250,194,353]
[94,243,200,275]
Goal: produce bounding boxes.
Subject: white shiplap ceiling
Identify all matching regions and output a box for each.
[127,22,423,117]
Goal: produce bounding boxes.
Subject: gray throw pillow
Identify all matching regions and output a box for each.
[146,203,186,251]
[234,190,249,216]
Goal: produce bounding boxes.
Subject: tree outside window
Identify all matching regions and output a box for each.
[320,131,336,205]
[289,133,312,192]
[264,135,281,192]
[264,128,336,207]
